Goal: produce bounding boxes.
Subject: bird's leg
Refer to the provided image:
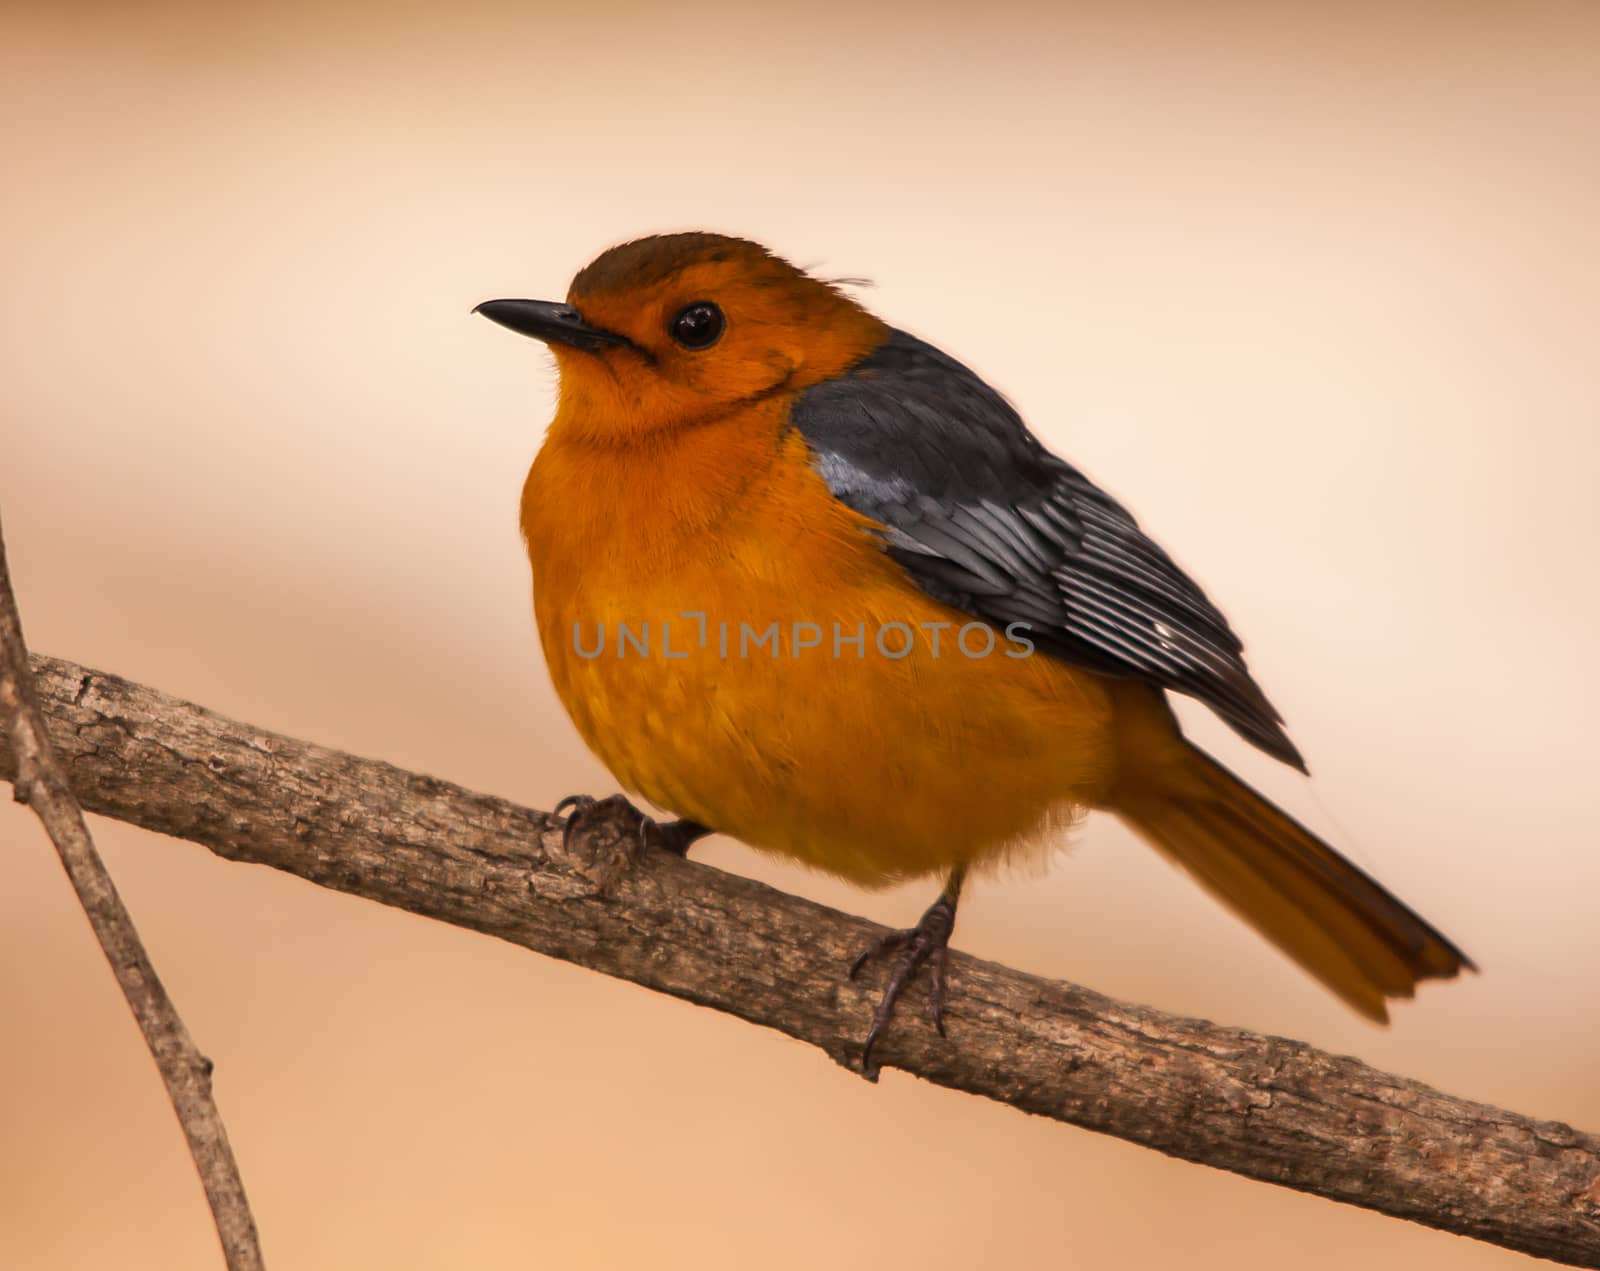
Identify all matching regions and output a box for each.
[643,815,713,857]
[553,794,711,857]
[848,865,966,1078]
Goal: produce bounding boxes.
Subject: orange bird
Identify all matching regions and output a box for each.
[477,232,1470,1072]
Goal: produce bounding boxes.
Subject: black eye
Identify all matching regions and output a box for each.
[669,301,724,350]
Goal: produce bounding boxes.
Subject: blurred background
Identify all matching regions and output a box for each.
[2,1,1596,1267]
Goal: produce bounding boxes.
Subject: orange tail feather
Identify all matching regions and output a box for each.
[1109,732,1471,1021]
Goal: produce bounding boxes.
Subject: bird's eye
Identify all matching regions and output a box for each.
[669,301,724,350]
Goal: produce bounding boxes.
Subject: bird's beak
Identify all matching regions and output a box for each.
[473,299,632,353]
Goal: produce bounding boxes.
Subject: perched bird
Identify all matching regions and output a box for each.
[477,232,1471,1072]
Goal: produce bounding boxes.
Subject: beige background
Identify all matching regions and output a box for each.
[3,2,1597,1267]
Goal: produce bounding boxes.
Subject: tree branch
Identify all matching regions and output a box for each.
[3,653,1597,1268]
[0,533,265,1270]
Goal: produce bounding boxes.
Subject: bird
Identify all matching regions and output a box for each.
[476,232,1472,1074]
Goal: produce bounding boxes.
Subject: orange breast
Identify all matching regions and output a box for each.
[521,399,1120,886]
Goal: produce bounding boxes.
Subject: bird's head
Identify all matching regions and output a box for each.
[477,233,887,440]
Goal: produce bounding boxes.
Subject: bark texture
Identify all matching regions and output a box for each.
[4,653,1598,1267]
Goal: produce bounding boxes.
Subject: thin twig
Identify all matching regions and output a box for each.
[3,651,1599,1267]
[0,522,265,1271]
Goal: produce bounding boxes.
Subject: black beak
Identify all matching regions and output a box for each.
[473,299,632,352]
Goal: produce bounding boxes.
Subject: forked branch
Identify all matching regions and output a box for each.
[0,521,265,1271]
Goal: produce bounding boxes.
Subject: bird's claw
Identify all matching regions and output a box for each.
[848,891,959,1079]
[553,793,600,855]
[552,793,710,891]
[552,794,640,892]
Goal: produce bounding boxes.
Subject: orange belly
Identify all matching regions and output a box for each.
[521,403,1119,887]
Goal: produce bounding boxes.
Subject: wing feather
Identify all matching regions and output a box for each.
[791,329,1306,771]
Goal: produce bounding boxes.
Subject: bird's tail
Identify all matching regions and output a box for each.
[1106,716,1472,1020]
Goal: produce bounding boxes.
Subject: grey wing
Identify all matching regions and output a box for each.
[791,328,1306,772]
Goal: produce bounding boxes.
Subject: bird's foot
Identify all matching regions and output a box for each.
[847,889,959,1080]
[552,794,709,892]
